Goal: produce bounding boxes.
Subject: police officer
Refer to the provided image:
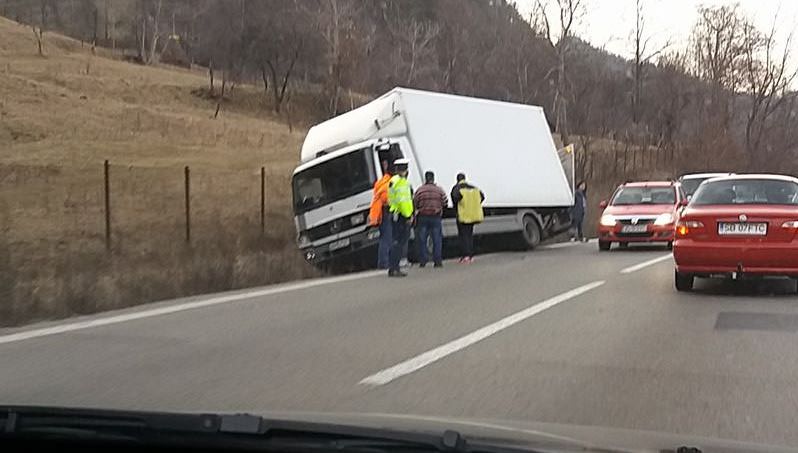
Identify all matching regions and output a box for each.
[387,159,413,277]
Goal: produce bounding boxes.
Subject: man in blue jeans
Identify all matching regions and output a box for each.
[413,171,448,268]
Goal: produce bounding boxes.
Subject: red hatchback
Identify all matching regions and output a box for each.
[673,174,798,291]
[597,181,684,251]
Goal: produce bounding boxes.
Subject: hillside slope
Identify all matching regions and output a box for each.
[0,16,304,170]
[0,17,316,326]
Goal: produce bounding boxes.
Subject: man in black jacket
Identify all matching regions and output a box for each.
[450,173,485,263]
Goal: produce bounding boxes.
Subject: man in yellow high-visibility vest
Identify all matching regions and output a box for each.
[451,173,485,263]
[387,158,414,277]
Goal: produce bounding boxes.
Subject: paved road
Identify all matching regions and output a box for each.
[3,241,798,447]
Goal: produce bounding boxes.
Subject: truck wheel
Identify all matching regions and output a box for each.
[675,270,694,292]
[521,215,541,249]
[598,241,611,251]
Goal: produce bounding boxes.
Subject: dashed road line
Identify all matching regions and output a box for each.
[619,254,673,274]
[359,280,606,386]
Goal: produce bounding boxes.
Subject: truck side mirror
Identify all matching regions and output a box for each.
[599,200,608,209]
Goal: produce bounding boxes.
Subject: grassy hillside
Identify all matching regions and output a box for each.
[0,17,317,326]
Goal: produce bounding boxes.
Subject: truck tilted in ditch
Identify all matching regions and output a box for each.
[292,88,574,267]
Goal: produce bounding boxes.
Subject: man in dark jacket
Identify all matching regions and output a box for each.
[413,171,448,268]
[571,180,587,242]
[451,173,485,263]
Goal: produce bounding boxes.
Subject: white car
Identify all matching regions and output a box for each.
[678,173,733,199]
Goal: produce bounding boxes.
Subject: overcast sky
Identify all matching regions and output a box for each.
[514,0,798,61]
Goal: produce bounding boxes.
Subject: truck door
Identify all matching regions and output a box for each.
[374,142,404,177]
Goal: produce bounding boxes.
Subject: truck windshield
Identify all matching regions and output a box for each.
[293,148,375,213]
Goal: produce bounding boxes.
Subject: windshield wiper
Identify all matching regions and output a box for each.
[0,406,481,453]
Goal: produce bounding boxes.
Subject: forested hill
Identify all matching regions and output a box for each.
[3,0,797,174]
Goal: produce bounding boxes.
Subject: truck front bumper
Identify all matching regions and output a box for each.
[300,228,381,264]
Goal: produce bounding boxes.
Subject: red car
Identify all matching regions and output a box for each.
[597,181,684,251]
[673,174,798,292]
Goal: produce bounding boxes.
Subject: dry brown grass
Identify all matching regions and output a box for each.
[0,16,320,326]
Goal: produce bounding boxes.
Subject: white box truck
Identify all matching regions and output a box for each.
[292,88,574,266]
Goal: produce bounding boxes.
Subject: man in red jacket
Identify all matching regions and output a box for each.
[413,171,448,268]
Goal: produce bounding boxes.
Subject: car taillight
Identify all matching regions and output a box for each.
[676,220,704,237]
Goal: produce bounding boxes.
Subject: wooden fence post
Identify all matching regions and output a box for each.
[260,166,266,235]
[104,159,111,251]
[184,165,191,243]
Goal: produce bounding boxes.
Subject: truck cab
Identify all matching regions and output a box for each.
[292,139,410,264]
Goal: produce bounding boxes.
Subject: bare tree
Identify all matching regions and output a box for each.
[691,5,746,125]
[31,0,48,56]
[31,24,44,56]
[147,0,162,64]
[533,0,586,145]
[299,0,362,116]
[630,0,670,124]
[250,5,304,114]
[384,14,440,86]
[741,17,797,165]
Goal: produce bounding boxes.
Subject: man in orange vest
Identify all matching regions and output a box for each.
[369,158,392,269]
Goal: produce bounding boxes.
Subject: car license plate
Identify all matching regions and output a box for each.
[328,238,351,251]
[621,225,648,233]
[718,222,767,236]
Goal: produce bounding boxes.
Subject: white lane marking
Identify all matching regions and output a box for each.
[542,242,578,249]
[619,254,673,274]
[359,280,606,386]
[542,238,596,249]
[0,271,383,346]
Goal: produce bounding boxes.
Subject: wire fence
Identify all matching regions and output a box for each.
[0,161,294,251]
[0,161,311,326]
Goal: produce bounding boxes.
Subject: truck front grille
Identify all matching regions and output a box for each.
[306,210,369,241]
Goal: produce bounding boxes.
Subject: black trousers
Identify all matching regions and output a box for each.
[457,222,475,258]
[390,217,411,272]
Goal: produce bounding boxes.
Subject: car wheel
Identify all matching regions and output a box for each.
[666,241,673,250]
[598,240,611,251]
[675,270,694,292]
[521,215,542,250]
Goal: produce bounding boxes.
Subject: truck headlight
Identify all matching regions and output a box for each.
[297,234,311,248]
[350,213,365,226]
[599,215,617,227]
[654,213,674,225]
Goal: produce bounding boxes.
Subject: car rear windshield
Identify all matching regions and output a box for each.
[691,179,798,205]
[680,178,707,197]
[611,187,676,205]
